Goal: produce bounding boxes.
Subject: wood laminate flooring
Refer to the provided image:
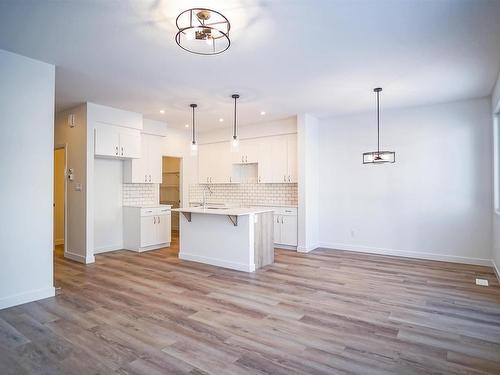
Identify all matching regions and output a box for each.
[1,233,500,374]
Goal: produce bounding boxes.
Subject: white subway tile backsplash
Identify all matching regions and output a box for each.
[189,183,297,207]
[123,184,159,206]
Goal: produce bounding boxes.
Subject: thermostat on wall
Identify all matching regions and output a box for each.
[68,113,75,128]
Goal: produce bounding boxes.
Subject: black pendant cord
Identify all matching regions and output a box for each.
[190,103,197,144]
[377,90,380,153]
[232,94,240,140]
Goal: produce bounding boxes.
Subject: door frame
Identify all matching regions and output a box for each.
[54,144,68,256]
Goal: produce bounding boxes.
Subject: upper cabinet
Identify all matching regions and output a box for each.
[94,124,141,159]
[198,142,233,184]
[123,134,163,184]
[198,133,297,184]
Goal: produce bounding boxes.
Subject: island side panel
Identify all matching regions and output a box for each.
[178,212,255,272]
[254,211,274,269]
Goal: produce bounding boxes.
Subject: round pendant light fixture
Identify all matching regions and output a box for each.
[190,103,198,156]
[175,8,231,55]
[362,88,395,164]
[230,94,240,152]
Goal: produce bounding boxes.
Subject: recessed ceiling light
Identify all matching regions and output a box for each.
[184,123,189,128]
[159,109,165,114]
[219,118,224,122]
[260,111,266,116]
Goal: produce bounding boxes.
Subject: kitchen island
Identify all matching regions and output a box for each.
[172,206,274,272]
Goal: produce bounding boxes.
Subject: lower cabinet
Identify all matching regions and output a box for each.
[124,206,171,252]
[273,207,298,247]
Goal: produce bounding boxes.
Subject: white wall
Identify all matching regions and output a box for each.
[93,158,123,253]
[0,50,55,309]
[297,114,320,252]
[55,104,90,263]
[491,72,500,276]
[317,97,493,265]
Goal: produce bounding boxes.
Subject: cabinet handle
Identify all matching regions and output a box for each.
[258,176,261,183]
[153,216,156,224]
[288,176,291,182]
[283,175,286,182]
[145,175,147,182]
[276,216,279,223]
[245,155,248,163]
[149,175,151,182]
[230,176,232,183]
[115,146,118,156]
[281,217,284,224]
[121,146,124,156]
[158,216,160,224]
[241,156,244,163]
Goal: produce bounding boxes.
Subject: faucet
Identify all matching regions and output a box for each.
[202,185,213,208]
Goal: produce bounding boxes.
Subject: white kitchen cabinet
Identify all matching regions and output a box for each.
[258,135,288,183]
[124,206,171,252]
[94,124,141,159]
[198,142,232,184]
[273,207,297,247]
[232,138,259,164]
[123,134,163,183]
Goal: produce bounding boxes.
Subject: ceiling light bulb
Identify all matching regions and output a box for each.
[191,142,198,151]
[205,37,212,45]
[184,123,189,128]
[260,111,266,116]
[159,109,165,114]
[219,118,224,122]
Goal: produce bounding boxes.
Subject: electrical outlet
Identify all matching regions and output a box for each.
[475,278,489,286]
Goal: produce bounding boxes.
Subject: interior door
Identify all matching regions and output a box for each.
[157,213,171,244]
[140,216,157,247]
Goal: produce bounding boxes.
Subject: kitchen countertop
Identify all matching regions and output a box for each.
[172,206,273,216]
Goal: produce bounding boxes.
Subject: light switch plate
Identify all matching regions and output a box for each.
[475,278,489,286]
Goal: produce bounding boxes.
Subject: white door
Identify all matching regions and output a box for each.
[157,213,171,244]
[140,216,157,247]
[119,131,141,158]
[286,134,297,183]
[273,214,281,244]
[280,215,298,246]
[94,126,119,157]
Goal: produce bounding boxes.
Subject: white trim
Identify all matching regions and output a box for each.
[64,250,95,264]
[0,287,55,310]
[54,238,64,245]
[297,243,320,253]
[93,244,123,254]
[179,252,255,272]
[317,242,493,267]
[493,260,500,282]
[275,244,298,251]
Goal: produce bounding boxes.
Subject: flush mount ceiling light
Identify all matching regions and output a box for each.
[190,103,198,156]
[363,88,395,164]
[175,8,231,55]
[230,94,240,152]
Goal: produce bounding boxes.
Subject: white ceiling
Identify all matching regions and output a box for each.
[1,0,500,131]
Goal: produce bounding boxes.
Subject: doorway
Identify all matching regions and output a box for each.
[53,147,66,258]
[160,156,181,235]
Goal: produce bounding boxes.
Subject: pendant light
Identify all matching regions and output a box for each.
[362,88,395,164]
[190,103,198,156]
[230,94,240,152]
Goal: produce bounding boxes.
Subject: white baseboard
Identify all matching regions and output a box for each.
[94,244,123,254]
[64,250,95,264]
[54,239,64,246]
[179,252,255,272]
[276,244,298,251]
[0,286,55,310]
[493,260,500,282]
[297,243,320,253]
[317,242,493,267]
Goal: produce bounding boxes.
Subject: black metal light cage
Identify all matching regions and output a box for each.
[363,87,395,164]
[175,8,231,55]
